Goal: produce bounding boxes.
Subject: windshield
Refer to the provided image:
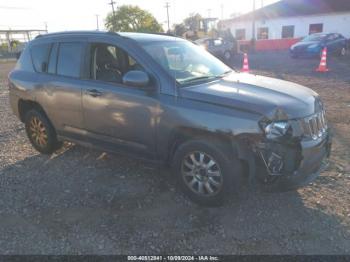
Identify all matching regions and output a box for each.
[302,34,327,42]
[141,40,232,85]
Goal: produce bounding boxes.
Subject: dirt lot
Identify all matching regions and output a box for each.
[0,53,349,255]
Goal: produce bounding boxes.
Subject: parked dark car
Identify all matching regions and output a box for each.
[290,33,347,58]
[8,31,331,206]
[195,37,237,61]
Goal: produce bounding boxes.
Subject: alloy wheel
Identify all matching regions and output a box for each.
[181,151,223,196]
[224,51,231,60]
[341,47,346,56]
[29,116,48,147]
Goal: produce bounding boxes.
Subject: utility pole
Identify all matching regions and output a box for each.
[109,0,116,17]
[207,9,212,18]
[96,14,100,31]
[108,0,117,29]
[44,22,48,33]
[252,0,256,51]
[221,4,224,20]
[165,2,170,33]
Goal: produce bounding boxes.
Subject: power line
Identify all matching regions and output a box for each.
[165,2,170,32]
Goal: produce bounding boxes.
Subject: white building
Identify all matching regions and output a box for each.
[219,0,350,51]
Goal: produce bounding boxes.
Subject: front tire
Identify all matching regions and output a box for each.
[171,139,242,206]
[24,109,62,154]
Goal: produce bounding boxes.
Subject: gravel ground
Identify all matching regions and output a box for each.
[0,53,349,255]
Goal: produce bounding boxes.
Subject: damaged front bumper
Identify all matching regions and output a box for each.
[255,131,332,191]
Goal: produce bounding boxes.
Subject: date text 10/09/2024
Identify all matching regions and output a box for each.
[127,256,220,261]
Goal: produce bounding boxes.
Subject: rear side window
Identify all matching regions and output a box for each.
[30,43,52,73]
[57,42,83,78]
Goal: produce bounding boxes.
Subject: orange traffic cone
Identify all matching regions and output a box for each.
[241,53,250,73]
[316,47,329,72]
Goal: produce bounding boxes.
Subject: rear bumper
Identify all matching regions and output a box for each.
[271,133,332,191]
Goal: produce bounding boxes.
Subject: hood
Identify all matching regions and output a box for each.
[291,41,320,49]
[180,73,322,120]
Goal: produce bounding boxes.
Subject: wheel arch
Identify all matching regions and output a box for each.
[166,126,243,164]
[18,99,48,123]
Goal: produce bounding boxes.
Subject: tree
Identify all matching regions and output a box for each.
[173,23,187,37]
[183,13,202,32]
[105,5,163,33]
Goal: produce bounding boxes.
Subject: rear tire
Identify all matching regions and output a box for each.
[24,109,62,154]
[171,139,242,206]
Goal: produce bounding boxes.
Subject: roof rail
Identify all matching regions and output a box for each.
[34,30,120,39]
[147,32,177,37]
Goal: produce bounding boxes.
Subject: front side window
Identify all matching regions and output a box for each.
[57,42,83,78]
[213,39,223,46]
[141,40,232,85]
[30,43,52,73]
[90,43,144,84]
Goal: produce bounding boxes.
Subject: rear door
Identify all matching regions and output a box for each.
[41,40,87,136]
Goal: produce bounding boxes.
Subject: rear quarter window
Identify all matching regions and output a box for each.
[30,43,52,73]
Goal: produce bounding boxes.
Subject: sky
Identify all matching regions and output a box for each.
[0,0,279,32]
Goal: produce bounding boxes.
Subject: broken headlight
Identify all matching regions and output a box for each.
[264,121,291,140]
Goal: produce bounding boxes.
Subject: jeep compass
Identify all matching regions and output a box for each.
[8,31,332,205]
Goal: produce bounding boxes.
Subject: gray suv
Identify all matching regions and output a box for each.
[8,31,331,206]
[195,37,236,61]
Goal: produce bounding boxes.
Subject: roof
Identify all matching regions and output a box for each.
[224,0,350,23]
[119,32,181,42]
[34,31,181,43]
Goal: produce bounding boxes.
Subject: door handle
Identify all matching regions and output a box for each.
[86,89,103,97]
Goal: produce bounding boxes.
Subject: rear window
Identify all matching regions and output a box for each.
[57,42,83,78]
[30,43,52,73]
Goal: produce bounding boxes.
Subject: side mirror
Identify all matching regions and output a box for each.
[122,70,150,88]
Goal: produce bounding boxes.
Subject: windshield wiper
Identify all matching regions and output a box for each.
[181,76,215,84]
[216,70,233,78]
[181,70,233,85]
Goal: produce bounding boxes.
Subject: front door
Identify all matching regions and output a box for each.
[81,42,159,159]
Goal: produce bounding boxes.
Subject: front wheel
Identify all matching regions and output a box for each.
[340,47,346,56]
[24,109,62,154]
[223,50,232,61]
[171,139,242,206]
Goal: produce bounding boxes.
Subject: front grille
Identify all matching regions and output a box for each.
[300,111,328,140]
